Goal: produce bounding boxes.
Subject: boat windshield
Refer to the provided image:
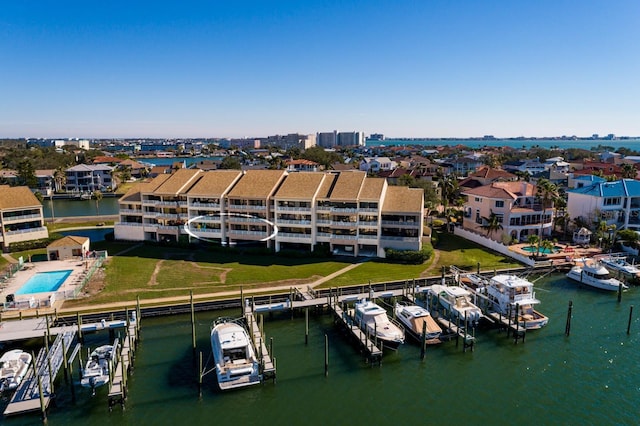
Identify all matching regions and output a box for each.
[455,296,470,308]
[595,271,612,280]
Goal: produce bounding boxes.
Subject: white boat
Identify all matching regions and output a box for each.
[430,284,483,325]
[394,302,442,342]
[210,318,261,390]
[566,259,629,291]
[81,345,113,393]
[353,299,405,350]
[0,349,32,393]
[484,274,549,329]
[598,254,640,280]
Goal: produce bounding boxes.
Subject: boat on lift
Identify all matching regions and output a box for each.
[429,284,483,325]
[393,302,442,342]
[353,299,405,350]
[566,259,628,291]
[0,350,32,393]
[81,345,113,394]
[211,318,261,390]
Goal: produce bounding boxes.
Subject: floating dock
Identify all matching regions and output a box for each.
[107,316,139,410]
[3,330,76,417]
[244,306,276,382]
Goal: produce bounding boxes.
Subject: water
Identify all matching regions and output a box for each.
[42,198,120,218]
[521,245,562,254]
[367,138,640,151]
[14,270,72,295]
[58,228,113,242]
[3,274,639,425]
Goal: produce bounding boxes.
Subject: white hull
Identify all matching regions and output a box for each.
[211,319,261,391]
[81,345,113,392]
[394,303,441,341]
[0,350,32,393]
[354,300,405,350]
[567,263,628,292]
[430,284,483,325]
[483,274,549,330]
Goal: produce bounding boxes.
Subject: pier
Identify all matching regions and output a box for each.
[3,330,76,417]
[107,314,139,410]
[244,306,276,382]
[330,302,383,364]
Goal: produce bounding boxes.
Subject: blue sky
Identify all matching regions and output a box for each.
[1,0,639,139]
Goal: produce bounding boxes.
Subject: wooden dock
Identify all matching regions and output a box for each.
[3,330,76,417]
[330,303,383,363]
[244,306,276,381]
[107,317,139,410]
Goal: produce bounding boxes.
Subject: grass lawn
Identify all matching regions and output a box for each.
[68,244,353,304]
[47,222,114,232]
[319,231,522,288]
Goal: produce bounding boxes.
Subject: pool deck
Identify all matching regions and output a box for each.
[0,258,97,310]
[510,243,603,261]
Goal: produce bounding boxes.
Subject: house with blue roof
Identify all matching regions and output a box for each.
[568,174,606,189]
[567,179,640,231]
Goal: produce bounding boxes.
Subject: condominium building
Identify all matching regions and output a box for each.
[65,164,116,193]
[114,170,424,257]
[0,186,49,251]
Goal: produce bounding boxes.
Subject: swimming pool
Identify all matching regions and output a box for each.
[15,270,72,295]
[521,245,562,255]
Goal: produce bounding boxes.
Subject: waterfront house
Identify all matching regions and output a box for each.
[65,164,116,193]
[359,157,397,174]
[461,181,555,243]
[114,169,424,257]
[0,186,49,251]
[459,167,518,190]
[566,179,640,232]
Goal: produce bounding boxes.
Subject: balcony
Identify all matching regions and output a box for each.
[2,213,42,223]
[190,202,221,209]
[277,232,312,239]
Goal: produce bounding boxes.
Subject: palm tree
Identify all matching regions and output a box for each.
[53,166,67,193]
[480,210,503,239]
[539,239,555,256]
[621,163,637,179]
[536,179,558,243]
[93,190,103,217]
[527,234,540,254]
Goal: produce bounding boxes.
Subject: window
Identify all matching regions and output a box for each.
[474,197,481,203]
[495,200,504,208]
[604,197,621,206]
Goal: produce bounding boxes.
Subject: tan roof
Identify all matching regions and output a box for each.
[227,170,286,199]
[316,173,339,199]
[463,181,536,199]
[0,186,42,210]
[358,178,385,200]
[47,235,89,248]
[469,167,517,180]
[187,170,243,196]
[154,169,202,195]
[329,171,366,201]
[273,172,325,199]
[119,175,171,203]
[382,186,423,213]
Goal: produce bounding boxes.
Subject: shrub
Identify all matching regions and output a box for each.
[384,246,432,264]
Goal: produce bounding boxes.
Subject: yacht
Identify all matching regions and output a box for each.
[598,254,640,282]
[430,284,483,325]
[484,274,549,329]
[353,299,405,350]
[0,349,32,393]
[394,302,442,342]
[81,345,113,393]
[566,259,628,291]
[211,318,261,390]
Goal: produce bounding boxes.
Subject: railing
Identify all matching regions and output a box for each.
[276,220,312,225]
[120,209,143,215]
[5,226,47,236]
[380,220,418,226]
[227,205,267,211]
[277,206,311,212]
[190,202,221,208]
[115,222,143,227]
[331,235,358,240]
[2,213,42,223]
[380,236,419,241]
[277,232,312,239]
[358,235,378,240]
[227,230,267,236]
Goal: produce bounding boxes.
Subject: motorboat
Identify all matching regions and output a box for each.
[597,254,640,282]
[430,284,483,325]
[0,349,32,393]
[484,274,549,329]
[566,259,628,291]
[353,299,405,350]
[81,345,113,393]
[210,318,261,390]
[394,302,442,342]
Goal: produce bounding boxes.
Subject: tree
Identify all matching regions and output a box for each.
[53,167,67,192]
[527,234,540,252]
[535,179,558,246]
[219,156,242,170]
[93,190,103,217]
[621,163,638,179]
[17,159,37,187]
[539,239,555,256]
[480,210,503,239]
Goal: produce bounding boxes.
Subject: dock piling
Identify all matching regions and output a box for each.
[565,300,573,336]
[190,291,196,358]
[305,308,309,345]
[618,283,623,303]
[627,305,634,335]
[324,334,329,377]
[420,321,427,360]
[198,351,203,400]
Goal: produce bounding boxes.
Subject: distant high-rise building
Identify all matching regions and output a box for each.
[337,131,364,147]
[316,131,337,148]
[262,133,316,150]
[368,133,384,141]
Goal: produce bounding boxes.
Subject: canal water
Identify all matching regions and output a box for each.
[2,273,638,425]
[42,198,120,218]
